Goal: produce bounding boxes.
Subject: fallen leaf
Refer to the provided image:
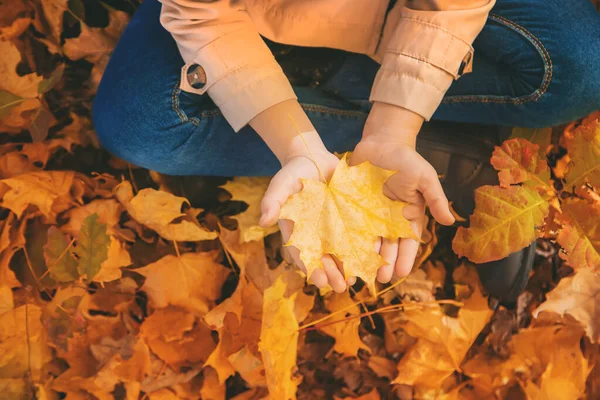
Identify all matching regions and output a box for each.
[453,185,549,263]
[136,251,229,314]
[44,227,78,282]
[75,214,111,280]
[228,345,266,387]
[116,181,217,242]
[564,114,600,191]
[200,368,225,400]
[510,127,552,158]
[281,155,415,292]
[93,236,131,283]
[259,277,301,399]
[393,288,493,389]
[490,138,550,188]
[0,41,43,99]
[534,269,600,342]
[62,199,123,237]
[222,177,279,242]
[0,0,32,41]
[318,291,369,358]
[556,198,600,270]
[334,389,381,400]
[0,171,75,222]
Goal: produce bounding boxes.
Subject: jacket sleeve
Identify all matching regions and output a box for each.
[370,0,495,120]
[159,0,297,132]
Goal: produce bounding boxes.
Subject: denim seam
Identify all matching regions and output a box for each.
[301,104,367,117]
[171,80,203,126]
[441,13,553,105]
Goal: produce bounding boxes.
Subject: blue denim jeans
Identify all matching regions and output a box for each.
[93,0,600,176]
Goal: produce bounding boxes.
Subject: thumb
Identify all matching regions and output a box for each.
[418,167,455,226]
[259,170,301,227]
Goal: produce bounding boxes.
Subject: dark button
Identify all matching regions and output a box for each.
[187,64,207,89]
[458,52,473,76]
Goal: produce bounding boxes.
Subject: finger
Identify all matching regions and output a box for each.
[323,256,346,293]
[260,171,302,227]
[377,264,394,283]
[418,167,455,226]
[309,269,328,288]
[395,215,424,277]
[374,238,382,253]
[347,276,357,286]
[395,238,420,277]
[378,238,399,283]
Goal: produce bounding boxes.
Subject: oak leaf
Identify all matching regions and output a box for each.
[222,177,279,242]
[453,185,549,263]
[75,214,111,280]
[393,287,493,389]
[280,155,415,292]
[116,181,217,242]
[318,291,369,358]
[510,127,552,158]
[490,138,550,188]
[259,277,301,399]
[564,113,600,191]
[534,269,600,342]
[556,198,600,270]
[136,251,229,314]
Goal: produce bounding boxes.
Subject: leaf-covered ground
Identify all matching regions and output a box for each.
[1,1,600,399]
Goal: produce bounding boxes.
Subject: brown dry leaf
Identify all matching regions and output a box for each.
[0,305,53,383]
[259,277,301,400]
[333,389,381,400]
[64,10,129,64]
[556,198,600,270]
[281,155,415,293]
[368,356,397,380]
[0,139,72,179]
[116,181,217,242]
[94,338,151,392]
[563,112,600,191]
[0,40,43,99]
[453,185,549,263]
[200,368,226,400]
[534,269,600,342]
[465,319,588,398]
[0,215,26,314]
[0,0,32,41]
[222,177,279,242]
[136,251,229,314]
[395,269,436,303]
[393,288,493,389]
[0,171,75,222]
[490,138,550,188]
[317,291,369,358]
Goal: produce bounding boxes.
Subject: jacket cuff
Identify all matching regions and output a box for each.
[369,55,454,120]
[179,27,297,132]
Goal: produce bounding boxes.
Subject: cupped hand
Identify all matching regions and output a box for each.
[258,151,355,293]
[351,106,455,283]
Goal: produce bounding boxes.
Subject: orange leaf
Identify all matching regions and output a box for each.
[564,114,600,191]
[490,138,550,188]
[453,185,549,263]
[556,198,600,270]
[259,277,301,399]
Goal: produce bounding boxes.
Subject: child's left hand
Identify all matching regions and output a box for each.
[351,103,455,282]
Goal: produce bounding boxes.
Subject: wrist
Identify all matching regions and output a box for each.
[363,102,424,147]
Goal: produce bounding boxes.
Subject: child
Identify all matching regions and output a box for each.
[93,0,600,299]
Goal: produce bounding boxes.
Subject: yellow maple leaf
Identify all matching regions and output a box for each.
[115,181,217,242]
[556,198,600,270]
[564,113,600,191]
[135,251,230,314]
[318,291,369,358]
[280,155,415,292]
[0,171,75,221]
[222,177,279,243]
[453,185,549,263]
[92,236,132,283]
[393,287,493,389]
[259,277,301,399]
[534,269,600,342]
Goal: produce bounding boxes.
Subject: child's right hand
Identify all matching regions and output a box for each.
[258,149,354,292]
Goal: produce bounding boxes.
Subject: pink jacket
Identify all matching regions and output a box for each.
[159,0,495,132]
